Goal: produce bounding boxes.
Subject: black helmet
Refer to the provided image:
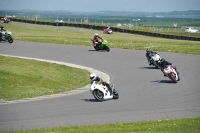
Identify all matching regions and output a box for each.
[160,58,165,63]
[0,25,3,28]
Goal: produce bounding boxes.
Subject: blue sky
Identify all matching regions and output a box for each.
[0,0,200,12]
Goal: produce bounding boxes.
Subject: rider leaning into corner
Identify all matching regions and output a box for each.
[90,73,113,95]
[146,48,158,65]
[0,25,6,41]
[92,33,103,44]
[160,58,180,81]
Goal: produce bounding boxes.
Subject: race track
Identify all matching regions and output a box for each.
[0,41,200,131]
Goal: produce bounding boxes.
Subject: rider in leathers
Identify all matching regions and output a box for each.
[0,25,6,41]
[90,73,113,95]
[92,33,103,46]
[160,58,180,81]
[146,48,157,65]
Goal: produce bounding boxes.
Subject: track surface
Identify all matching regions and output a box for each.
[0,41,200,131]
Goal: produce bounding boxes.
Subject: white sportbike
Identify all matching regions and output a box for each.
[89,81,119,102]
[150,52,161,68]
[163,65,180,83]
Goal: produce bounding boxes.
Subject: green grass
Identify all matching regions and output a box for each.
[0,55,90,101]
[2,22,200,55]
[0,22,200,132]
[2,117,200,133]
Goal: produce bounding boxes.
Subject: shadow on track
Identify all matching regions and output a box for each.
[88,50,108,52]
[139,66,160,70]
[81,99,99,102]
[151,80,177,84]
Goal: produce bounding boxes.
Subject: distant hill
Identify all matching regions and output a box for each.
[0,10,200,19]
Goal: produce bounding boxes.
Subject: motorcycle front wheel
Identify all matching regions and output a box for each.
[106,46,110,52]
[7,36,13,43]
[113,89,119,99]
[93,90,104,102]
[169,73,177,83]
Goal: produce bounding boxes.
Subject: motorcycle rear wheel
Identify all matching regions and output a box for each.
[94,46,99,51]
[93,90,104,102]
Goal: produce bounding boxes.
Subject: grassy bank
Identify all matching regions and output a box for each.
[1,22,200,132]
[3,22,200,55]
[2,117,200,133]
[0,55,90,101]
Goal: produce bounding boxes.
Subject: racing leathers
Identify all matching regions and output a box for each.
[160,60,179,80]
[0,26,6,41]
[91,76,113,95]
[92,35,102,46]
[146,50,157,65]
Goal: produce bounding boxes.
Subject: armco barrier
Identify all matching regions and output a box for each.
[194,37,200,41]
[144,32,150,36]
[184,36,190,40]
[98,26,104,30]
[92,25,99,30]
[176,35,182,40]
[149,32,154,37]
[42,21,47,25]
[159,33,163,38]
[141,31,146,35]
[76,24,82,28]
[3,17,200,41]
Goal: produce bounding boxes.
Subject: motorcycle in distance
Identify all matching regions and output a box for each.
[162,65,180,83]
[91,38,110,52]
[103,27,113,34]
[149,52,161,68]
[89,81,119,102]
[0,30,13,43]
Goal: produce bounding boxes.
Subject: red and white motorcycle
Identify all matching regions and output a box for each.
[163,65,180,83]
[103,28,113,34]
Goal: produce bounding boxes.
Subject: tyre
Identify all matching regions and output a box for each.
[106,46,110,52]
[177,73,180,81]
[113,89,119,99]
[93,90,104,102]
[169,73,177,83]
[7,36,13,43]
[94,46,99,51]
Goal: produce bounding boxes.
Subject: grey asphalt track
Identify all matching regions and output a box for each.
[0,41,200,131]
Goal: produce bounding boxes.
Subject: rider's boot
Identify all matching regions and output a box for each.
[148,59,152,66]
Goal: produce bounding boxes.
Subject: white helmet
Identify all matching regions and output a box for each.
[95,33,98,36]
[90,73,96,80]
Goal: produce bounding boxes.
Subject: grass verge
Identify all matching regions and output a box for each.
[0,22,199,132]
[3,22,200,55]
[2,117,200,133]
[0,55,90,101]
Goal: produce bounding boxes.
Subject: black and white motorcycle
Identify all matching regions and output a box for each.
[89,81,119,102]
[149,52,161,68]
[0,30,13,43]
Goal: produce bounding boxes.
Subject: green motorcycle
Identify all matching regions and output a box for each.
[0,30,13,43]
[92,38,110,52]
